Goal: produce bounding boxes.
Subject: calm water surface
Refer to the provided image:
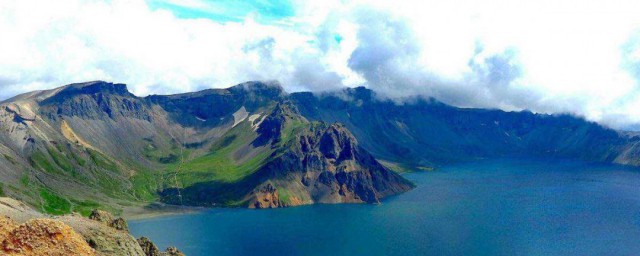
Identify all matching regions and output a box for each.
[129,159,640,255]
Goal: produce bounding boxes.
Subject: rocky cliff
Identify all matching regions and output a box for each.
[160,102,414,208]
[0,197,182,256]
[291,87,638,168]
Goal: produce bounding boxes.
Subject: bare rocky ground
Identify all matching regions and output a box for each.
[0,197,184,256]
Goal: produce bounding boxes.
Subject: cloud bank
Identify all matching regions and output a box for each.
[1,0,640,129]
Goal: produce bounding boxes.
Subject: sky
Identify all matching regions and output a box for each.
[1,0,640,129]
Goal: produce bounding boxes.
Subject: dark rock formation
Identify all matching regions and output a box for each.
[137,237,161,256]
[249,121,414,207]
[137,237,185,256]
[41,81,152,121]
[89,209,114,224]
[249,183,283,209]
[89,209,128,231]
[163,247,185,256]
[111,217,129,231]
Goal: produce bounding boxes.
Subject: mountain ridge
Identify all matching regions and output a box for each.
[1,80,639,215]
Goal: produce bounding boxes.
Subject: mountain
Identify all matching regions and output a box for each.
[290,87,640,170]
[159,102,414,208]
[1,80,639,214]
[0,81,412,213]
[0,197,183,256]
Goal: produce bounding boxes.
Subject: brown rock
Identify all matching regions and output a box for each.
[89,209,114,225]
[248,183,283,209]
[0,215,17,242]
[111,217,129,231]
[89,209,129,231]
[162,246,185,256]
[1,218,95,256]
[137,236,161,256]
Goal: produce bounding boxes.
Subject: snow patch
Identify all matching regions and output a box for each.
[232,106,249,127]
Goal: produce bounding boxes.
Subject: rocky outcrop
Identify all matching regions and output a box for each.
[1,218,95,256]
[111,217,129,231]
[248,120,415,208]
[137,237,185,256]
[137,237,161,256]
[0,197,183,256]
[164,101,414,208]
[40,81,151,121]
[163,247,185,256]
[248,183,283,209]
[89,209,129,231]
[0,216,17,242]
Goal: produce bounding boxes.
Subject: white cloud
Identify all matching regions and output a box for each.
[1,0,640,129]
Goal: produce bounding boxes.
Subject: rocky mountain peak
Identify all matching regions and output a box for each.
[255,101,306,145]
[318,123,357,161]
[228,80,286,98]
[52,81,133,99]
[37,81,150,120]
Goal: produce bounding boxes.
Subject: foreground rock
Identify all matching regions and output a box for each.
[0,197,181,256]
[1,217,95,255]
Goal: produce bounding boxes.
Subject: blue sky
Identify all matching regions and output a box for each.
[146,0,295,23]
[1,0,640,129]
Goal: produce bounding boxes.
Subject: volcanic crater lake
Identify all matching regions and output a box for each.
[129,159,640,256]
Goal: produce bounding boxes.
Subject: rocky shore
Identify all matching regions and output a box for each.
[0,197,184,256]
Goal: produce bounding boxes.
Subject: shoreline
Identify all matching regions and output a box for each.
[122,202,208,221]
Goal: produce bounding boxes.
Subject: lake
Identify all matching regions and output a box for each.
[129,159,640,255]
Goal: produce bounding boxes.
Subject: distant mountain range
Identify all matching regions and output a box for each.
[0,81,638,214]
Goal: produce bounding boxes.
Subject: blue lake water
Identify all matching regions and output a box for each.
[129,159,640,255]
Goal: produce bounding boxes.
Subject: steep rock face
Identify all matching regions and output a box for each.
[40,81,152,121]
[147,81,284,128]
[291,87,632,167]
[137,237,161,256]
[165,102,414,208]
[248,183,283,208]
[248,121,414,207]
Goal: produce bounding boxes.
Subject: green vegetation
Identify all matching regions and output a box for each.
[69,148,87,167]
[29,151,60,174]
[279,119,305,144]
[0,182,5,196]
[69,199,101,217]
[47,146,74,173]
[39,188,71,215]
[277,186,293,205]
[20,173,30,186]
[379,160,434,173]
[87,148,118,173]
[131,170,161,201]
[39,187,106,216]
[142,141,187,164]
[173,122,271,186]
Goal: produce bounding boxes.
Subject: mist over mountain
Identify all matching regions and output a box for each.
[2,0,640,129]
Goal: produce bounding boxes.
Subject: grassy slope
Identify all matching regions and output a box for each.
[19,142,136,215]
[170,121,272,187]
